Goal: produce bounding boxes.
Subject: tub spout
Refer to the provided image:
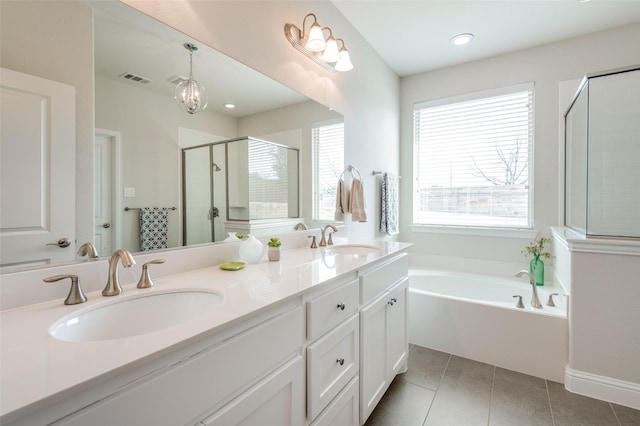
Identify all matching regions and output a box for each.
[515,270,543,309]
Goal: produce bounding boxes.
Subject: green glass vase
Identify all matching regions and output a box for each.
[530,257,544,286]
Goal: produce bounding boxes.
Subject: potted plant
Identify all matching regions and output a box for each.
[267,237,282,261]
[523,237,552,286]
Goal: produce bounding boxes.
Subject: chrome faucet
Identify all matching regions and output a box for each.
[102,248,136,296]
[515,270,542,309]
[294,222,308,231]
[77,242,99,259]
[319,224,338,247]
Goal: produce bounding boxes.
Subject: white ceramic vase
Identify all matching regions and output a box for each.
[238,234,264,263]
[224,232,240,242]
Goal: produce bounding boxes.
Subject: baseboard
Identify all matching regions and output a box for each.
[565,366,640,410]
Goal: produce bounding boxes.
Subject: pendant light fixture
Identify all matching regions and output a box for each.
[175,43,208,114]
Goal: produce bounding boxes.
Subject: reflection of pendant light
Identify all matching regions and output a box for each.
[175,43,208,114]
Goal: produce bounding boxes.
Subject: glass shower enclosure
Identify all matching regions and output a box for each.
[564,65,640,238]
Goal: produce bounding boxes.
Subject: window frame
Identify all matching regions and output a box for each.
[411,83,535,234]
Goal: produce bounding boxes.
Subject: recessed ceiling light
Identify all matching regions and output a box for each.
[223,103,236,109]
[450,33,474,46]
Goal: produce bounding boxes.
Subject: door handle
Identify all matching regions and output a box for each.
[46,238,71,248]
[102,223,111,229]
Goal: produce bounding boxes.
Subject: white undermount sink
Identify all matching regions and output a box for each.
[324,244,381,255]
[49,290,223,342]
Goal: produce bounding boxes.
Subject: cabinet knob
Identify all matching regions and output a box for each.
[336,357,345,366]
[336,303,346,311]
[388,297,397,306]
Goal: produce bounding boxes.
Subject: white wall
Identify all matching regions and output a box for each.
[0,0,94,246]
[122,0,401,241]
[400,23,640,268]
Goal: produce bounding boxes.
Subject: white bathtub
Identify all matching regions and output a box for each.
[408,269,568,382]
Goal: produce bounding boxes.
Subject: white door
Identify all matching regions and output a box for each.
[94,131,118,256]
[0,68,76,268]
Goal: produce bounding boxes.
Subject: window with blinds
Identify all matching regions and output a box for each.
[413,83,534,228]
[312,120,345,221]
[248,140,289,219]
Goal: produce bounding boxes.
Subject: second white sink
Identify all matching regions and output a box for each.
[50,290,223,342]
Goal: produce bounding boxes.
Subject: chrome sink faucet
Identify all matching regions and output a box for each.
[319,224,338,246]
[102,248,136,296]
[515,270,542,309]
[77,242,99,259]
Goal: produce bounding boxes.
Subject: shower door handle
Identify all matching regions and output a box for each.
[208,207,219,220]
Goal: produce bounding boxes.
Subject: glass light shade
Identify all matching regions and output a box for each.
[174,78,208,114]
[306,23,326,52]
[321,37,341,63]
[335,49,353,72]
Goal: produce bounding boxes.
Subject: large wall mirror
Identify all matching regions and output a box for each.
[0,0,342,270]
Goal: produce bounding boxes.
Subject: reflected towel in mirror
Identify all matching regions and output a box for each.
[140,207,169,251]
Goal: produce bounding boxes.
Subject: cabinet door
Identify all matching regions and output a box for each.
[359,293,389,424]
[201,356,304,426]
[387,279,408,377]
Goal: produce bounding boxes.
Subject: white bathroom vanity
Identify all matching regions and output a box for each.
[0,239,410,426]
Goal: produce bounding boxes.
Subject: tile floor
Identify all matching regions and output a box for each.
[365,345,640,426]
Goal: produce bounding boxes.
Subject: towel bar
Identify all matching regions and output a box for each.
[124,207,177,211]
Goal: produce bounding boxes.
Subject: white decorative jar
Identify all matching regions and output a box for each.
[238,234,264,263]
[224,232,240,242]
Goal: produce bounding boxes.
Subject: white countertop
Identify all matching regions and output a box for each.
[0,241,410,421]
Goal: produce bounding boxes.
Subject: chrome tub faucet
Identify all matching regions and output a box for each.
[515,270,542,309]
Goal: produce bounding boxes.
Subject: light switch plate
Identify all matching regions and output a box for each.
[124,187,135,198]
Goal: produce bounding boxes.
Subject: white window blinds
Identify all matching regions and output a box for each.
[248,140,289,219]
[312,120,345,221]
[413,83,534,228]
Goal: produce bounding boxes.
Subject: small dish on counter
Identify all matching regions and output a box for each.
[219,261,246,271]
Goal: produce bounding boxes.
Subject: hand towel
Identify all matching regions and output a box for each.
[140,207,169,251]
[335,178,349,221]
[380,172,399,235]
[349,178,367,222]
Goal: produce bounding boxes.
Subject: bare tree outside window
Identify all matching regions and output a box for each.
[471,137,529,186]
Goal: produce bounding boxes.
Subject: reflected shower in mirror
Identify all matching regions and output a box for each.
[183,138,299,245]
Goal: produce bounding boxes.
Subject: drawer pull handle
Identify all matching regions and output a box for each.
[388,297,397,306]
[336,357,345,366]
[336,303,346,311]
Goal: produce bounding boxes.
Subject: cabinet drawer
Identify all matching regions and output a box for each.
[307,279,358,340]
[360,253,408,305]
[307,314,359,420]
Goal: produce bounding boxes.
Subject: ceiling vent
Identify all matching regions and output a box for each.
[168,75,188,85]
[119,72,152,84]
